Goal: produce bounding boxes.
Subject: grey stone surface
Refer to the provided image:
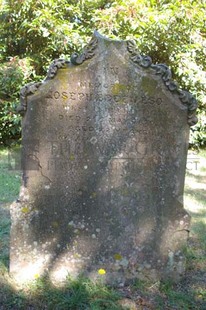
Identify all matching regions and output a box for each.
[10,32,197,284]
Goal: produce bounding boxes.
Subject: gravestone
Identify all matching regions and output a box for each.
[10,31,198,285]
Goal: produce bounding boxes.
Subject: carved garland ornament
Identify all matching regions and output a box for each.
[17,36,98,115]
[17,59,70,115]
[70,36,98,65]
[17,82,42,115]
[127,40,198,126]
[18,35,197,127]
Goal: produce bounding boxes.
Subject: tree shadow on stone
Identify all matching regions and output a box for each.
[20,95,189,286]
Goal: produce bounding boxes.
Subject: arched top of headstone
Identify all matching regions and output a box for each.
[17,31,197,126]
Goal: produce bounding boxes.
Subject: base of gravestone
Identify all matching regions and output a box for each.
[10,199,190,286]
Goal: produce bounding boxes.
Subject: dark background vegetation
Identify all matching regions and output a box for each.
[0,0,205,147]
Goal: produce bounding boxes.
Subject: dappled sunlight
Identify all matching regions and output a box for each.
[49,235,101,285]
[185,195,205,214]
[10,256,50,285]
[134,219,155,246]
[184,151,206,214]
[185,176,205,191]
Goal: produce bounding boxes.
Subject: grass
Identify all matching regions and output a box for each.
[0,146,205,309]
[0,275,123,309]
[0,146,21,203]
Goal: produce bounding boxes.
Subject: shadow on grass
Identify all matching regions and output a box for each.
[156,281,199,310]
[154,215,206,309]
[186,171,206,184]
[184,187,206,207]
[0,205,10,271]
[190,218,206,249]
[0,274,125,310]
[189,209,206,221]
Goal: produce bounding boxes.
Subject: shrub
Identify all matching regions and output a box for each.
[0,0,205,147]
[0,57,36,145]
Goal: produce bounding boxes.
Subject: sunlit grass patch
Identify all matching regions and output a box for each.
[185,149,206,214]
[185,149,206,244]
[0,147,21,204]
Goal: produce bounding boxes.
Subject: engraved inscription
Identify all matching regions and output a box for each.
[141,95,163,105]
[40,84,165,170]
[45,89,163,106]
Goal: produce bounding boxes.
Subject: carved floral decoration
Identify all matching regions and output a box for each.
[17,36,98,115]
[17,59,70,115]
[70,36,98,65]
[127,40,198,126]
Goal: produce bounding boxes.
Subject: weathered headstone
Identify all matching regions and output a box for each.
[10,32,198,285]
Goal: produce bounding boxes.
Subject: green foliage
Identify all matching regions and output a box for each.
[0,0,205,146]
[0,100,21,145]
[0,57,37,145]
